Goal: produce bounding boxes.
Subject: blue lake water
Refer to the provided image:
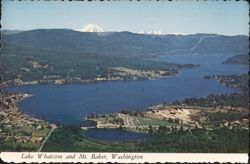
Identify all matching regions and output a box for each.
[84,129,148,141]
[4,53,248,125]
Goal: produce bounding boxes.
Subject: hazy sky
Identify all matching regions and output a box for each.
[2,1,249,35]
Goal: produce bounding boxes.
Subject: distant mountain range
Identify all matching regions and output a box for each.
[2,29,248,57]
[1,28,248,84]
[1,30,23,35]
[137,30,184,35]
[75,24,182,35]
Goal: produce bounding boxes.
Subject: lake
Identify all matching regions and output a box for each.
[4,53,248,125]
[84,129,148,141]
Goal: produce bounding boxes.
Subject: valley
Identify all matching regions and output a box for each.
[0,29,249,153]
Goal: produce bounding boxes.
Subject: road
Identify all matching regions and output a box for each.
[37,124,57,152]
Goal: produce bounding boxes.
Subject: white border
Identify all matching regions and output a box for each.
[0,152,248,163]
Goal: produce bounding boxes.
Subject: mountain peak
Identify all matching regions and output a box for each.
[78,24,106,32]
[138,30,166,35]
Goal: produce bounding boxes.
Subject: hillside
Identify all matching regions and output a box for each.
[222,54,249,65]
[1,43,197,85]
[1,29,248,85]
[2,29,248,57]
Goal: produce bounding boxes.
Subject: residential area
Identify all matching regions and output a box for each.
[0,92,55,151]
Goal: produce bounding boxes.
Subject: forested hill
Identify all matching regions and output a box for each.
[222,54,249,65]
[1,29,248,85]
[2,29,248,57]
[1,43,198,84]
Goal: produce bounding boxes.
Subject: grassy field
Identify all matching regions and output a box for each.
[0,124,51,151]
[137,117,178,126]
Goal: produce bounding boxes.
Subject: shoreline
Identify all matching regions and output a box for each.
[0,92,57,152]
[2,72,247,135]
[1,73,177,87]
[86,103,249,133]
[1,64,200,87]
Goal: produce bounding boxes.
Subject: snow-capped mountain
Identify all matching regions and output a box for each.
[138,30,166,35]
[77,24,106,32]
[138,30,185,35]
[76,24,185,35]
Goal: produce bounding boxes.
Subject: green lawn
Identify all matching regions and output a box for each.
[137,117,178,126]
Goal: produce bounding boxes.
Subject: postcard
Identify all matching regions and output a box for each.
[0,0,249,163]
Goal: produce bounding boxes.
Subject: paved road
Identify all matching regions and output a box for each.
[38,125,57,152]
